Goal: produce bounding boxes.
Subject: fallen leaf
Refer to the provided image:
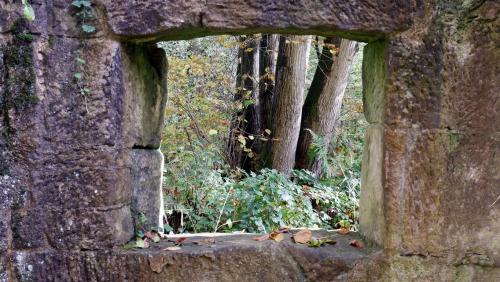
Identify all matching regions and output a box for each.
[308,237,321,247]
[308,237,337,247]
[163,246,182,251]
[135,238,150,249]
[252,234,269,241]
[151,233,161,243]
[293,229,312,244]
[337,228,350,235]
[349,240,364,249]
[175,237,187,245]
[144,231,161,243]
[270,232,284,242]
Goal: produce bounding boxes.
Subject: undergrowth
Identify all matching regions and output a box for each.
[161,37,365,234]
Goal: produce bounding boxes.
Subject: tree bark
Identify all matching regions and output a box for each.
[228,35,260,168]
[295,38,359,177]
[258,34,279,135]
[238,34,281,170]
[270,35,311,174]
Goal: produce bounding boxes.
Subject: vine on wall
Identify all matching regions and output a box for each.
[71,0,97,109]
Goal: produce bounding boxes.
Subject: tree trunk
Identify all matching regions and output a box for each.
[239,34,281,170]
[295,38,359,177]
[228,35,260,168]
[258,34,279,135]
[270,35,311,174]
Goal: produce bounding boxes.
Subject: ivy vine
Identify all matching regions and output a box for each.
[72,0,96,33]
[71,0,97,110]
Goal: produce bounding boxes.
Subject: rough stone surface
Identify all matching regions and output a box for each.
[381,1,500,269]
[1,0,499,280]
[10,231,376,282]
[99,0,418,42]
[359,124,385,246]
[361,41,386,124]
[122,44,168,149]
[131,149,165,232]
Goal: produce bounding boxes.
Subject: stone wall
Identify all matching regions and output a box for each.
[0,0,498,281]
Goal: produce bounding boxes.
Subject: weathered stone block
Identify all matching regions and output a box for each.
[43,205,133,250]
[130,149,164,232]
[362,41,386,124]
[100,0,417,42]
[122,44,168,149]
[30,148,133,209]
[359,124,385,245]
[0,208,11,253]
[383,128,500,264]
[383,1,499,131]
[11,231,377,281]
[31,36,127,148]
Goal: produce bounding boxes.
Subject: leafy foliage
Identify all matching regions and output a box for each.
[230,169,320,233]
[161,36,365,234]
[72,0,96,34]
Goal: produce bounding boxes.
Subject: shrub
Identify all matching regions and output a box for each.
[230,169,320,233]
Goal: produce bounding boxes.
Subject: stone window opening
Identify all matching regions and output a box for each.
[9,2,497,280]
[127,33,385,245]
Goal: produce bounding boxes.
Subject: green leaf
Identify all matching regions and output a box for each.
[76,58,86,65]
[22,1,36,22]
[243,99,255,107]
[72,0,92,8]
[81,24,96,33]
[135,238,146,248]
[208,129,218,136]
[73,73,83,80]
[81,88,91,95]
[135,230,144,238]
[151,233,161,243]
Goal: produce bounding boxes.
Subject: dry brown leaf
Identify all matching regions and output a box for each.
[293,229,312,244]
[162,246,182,251]
[337,228,350,235]
[270,232,284,242]
[252,234,269,241]
[175,237,187,245]
[349,240,364,249]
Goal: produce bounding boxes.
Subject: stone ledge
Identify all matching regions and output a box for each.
[11,231,377,281]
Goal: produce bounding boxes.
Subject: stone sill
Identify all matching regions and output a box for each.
[13,230,377,281]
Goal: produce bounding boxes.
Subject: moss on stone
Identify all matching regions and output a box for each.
[0,20,38,175]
